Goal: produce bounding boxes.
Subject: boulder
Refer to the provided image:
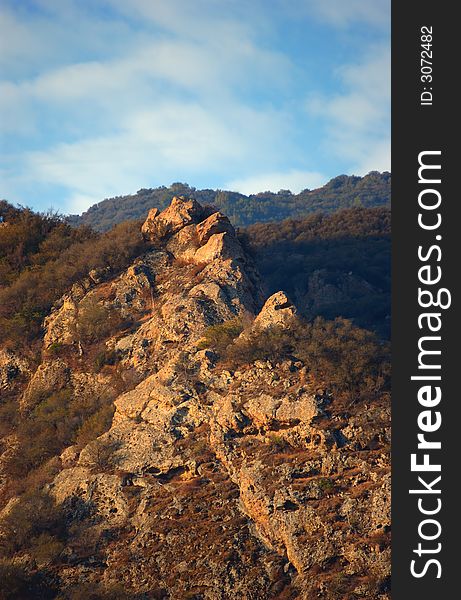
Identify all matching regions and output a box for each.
[253,291,296,329]
[196,212,235,245]
[141,197,205,242]
[194,232,244,264]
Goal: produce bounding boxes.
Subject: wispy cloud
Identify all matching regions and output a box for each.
[0,0,390,213]
[22,103,295,213]
[298,0,390,29]
[306,45,390,174]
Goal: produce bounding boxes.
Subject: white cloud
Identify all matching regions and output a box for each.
[306,46,390,174]
[0,2,292,135]
[226,170,326,195]
[17,102,293,208]
[298,0,390,29]
[0,0,390,213]
[0,2,137,79]
[0,0,297,211]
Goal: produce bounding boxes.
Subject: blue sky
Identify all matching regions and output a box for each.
[0,0,390,215]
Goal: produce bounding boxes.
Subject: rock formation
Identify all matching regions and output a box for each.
[0,197,390,599]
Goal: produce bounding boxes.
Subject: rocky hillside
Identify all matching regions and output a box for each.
[244,207,391,338]
[0,198,390,599]
[67,172,391,231]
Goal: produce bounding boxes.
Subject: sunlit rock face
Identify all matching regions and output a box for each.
[0,197,390,599]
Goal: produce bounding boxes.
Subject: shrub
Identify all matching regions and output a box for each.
[94,349,119,372]
[47,342,64,356]
[0,399,17,438]
[5,388,74,478]
[77,298,121,344]
[267,434,290,452]
[84,438,121,473]
[211,315,389,403]
[4,384,116,481]
[0,558,52,600]
[75,404,115,446]
[0,490,66,556]
[197,318,243,354]
[226,325,293,365]
[317,477,335,496]
[296,317,390,402]
[29,532,64,565]
[0,206,147,347]
[173,351,199,380]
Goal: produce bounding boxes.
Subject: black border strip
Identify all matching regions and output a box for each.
[392,1,457,596]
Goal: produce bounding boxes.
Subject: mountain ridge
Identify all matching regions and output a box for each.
[68,171,391,232]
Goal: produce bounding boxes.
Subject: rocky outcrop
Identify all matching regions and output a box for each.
[196,211,235,244]
[141,197,210,244]
[0,197,390,599]
[253,290,297,330]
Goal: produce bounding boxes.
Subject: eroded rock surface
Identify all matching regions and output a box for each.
[0,198,390,599]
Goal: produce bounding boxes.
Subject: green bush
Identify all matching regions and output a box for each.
[197,318,243,354]
[317,478,335,496]
[226,325,293,365]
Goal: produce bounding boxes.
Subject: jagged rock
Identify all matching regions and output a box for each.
[60,445,80,467]
[141,196,206,243]
[244,390,320,430]
[166,223,200,259]
[253,291,296,329]
[43,295,79,349]
[0,196,390,599]
[140,207,159,236]
[196,212,235,244]
[194,231,244,264]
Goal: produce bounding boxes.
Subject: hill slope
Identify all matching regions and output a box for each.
[0,198,390,599]
[244,206,391,338]
[68,171,391,231]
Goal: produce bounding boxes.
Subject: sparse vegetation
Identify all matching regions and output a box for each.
[197,318,244,353]
[0,195,390,599]
[77,298,122,344]
[200,315,389,403]
[0,202,148,347]
[0,490,66,557]
[84,438,121,473]
[3,385,115,483]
